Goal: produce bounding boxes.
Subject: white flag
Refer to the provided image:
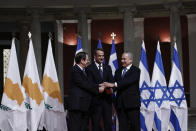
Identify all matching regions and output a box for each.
[41,38,67,131]
[139,41,154,131]
[168,43,187,131]
[0,38,27,131]
[22,38,44,131]
[151,41,170,131]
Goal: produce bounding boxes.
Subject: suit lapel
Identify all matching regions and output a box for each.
[118,66,134,79]
[92,62,103,80]
[92,62,100,74]
[117,68,123,80]
[123,66,134,78]
[75,65,88,79]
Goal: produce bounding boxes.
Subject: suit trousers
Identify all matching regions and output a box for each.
[68,110,89,131]
[117,107,140,131]
[90,100,112,131]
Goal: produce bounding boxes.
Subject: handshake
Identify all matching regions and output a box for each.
[98,82,116,94]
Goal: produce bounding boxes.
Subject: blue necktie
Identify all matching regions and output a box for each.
[121,68,127,78]
[98,64,103,79]
[82,69,87,76]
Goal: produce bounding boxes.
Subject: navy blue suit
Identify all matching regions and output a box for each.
[86,62,114,131]
[68,64,99,131]
[114,65,141,131]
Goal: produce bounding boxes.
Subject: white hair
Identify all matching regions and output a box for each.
[123,52,133,60]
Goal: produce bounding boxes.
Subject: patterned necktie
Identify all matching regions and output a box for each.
[121,68,127,78]
[98,64,103,79]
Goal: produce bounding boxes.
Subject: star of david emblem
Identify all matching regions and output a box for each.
[168,80,186,107]
[154,81,168,108]
[140,81,154,108]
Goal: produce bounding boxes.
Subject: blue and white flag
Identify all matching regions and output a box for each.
[168,42,187,131]
[74,37,83,65]
[139,41,154,131]
[97,39,103,49]
[151,41,170,131]
[109,40,118,76]
[108,39,119,131]
[97,39,105,64]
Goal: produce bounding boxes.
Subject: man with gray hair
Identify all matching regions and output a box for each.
[101,52,141,131]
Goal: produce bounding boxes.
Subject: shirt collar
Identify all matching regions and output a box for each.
[95,61,103,68]
[77,64,84,71]
[124,64,132,70]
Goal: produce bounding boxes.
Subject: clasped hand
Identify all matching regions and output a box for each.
[98,82,115,93]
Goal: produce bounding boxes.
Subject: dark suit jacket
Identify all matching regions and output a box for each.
[68,64,99,112]
[86,62,114,105]
[114,65,141,109]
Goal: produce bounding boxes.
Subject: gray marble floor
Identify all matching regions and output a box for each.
[189,115,196,131]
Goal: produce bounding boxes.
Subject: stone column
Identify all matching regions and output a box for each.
[121,6,141,66]
[77,8,91,58]
[87,19,92,56]
[31,10,42,79]
[123,7,135,52]
[134,18,144,66]
[169,4,183,72]
[55,20,64,102]
[187,14,196,108]
[19,21,30,78]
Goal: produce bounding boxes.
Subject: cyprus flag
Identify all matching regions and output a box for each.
[0,38,27,131]
[22,33,44,131]
[40,38,67,131]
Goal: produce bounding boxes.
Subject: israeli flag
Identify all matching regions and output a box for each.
[74,37,83,65]
[151,41,170,131]
[139,41,154,131]
[109,40,118,76]
[168,43,187,131]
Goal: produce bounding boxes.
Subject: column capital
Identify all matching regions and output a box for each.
[164,2,183,13]
[26,8,44,18]
[74,7,91,16]
[119,5,137,16]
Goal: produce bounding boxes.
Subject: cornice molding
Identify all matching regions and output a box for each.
[0,1,196,21]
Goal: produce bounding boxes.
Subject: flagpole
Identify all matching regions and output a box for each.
[109,32,119,131]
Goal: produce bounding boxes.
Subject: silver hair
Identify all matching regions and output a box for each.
[123,52,133,60]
